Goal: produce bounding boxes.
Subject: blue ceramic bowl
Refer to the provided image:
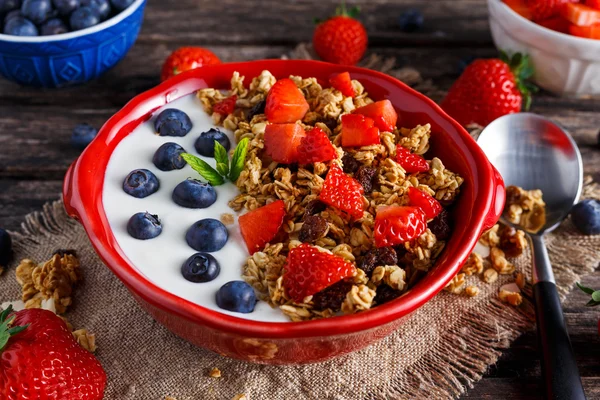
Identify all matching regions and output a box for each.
[0,0,146,88]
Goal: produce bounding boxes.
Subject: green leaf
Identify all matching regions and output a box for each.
[0,305,12,323]
[181,153,224,186]
[585,299,600,307]
[499,50,510,64]
[7,324,28,336]
[213,141,229,168]
[216,162,229,177]
[577,282,595,295]
[592,290,600,302]
[228,138,250,183]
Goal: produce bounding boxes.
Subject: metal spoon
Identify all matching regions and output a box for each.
[478,112,586,400]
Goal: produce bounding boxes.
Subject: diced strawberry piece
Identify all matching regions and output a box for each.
[264,123,306,164]
[374,206,427,248]
[283,243,356,302]
[537,16,571,32]
[329,71,356,97]
[407,187,442,220]
[504,0,533,19]
[319,163,365,219]
[213,95,237,115]
[297,127,337,164]
[588,0,600,10]
[562,3,600,26]
[265,78,310,123]
[239,200,286,254]
[353,100,398,132]
[569,21,600,36]
[341,114,380,148]
[395,146,430,173]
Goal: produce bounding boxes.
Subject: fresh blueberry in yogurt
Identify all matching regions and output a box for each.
[571,199,600,235]
[3,15,37,35]
[154,108,193,137]
[185,218,228,252]
[109,0,132,12]
[0,0,21,14]
[20,0,53,25]
[0,228,13,269]
[70,123,98,149]
[81,0,110,20]
[123,169,159,198]
[70,5,100,30]
[181,252,220,283]
[216,281,257,313]
[152,142,186,171]
[127,212,162,240]
[52,0,79,15]
[172,179,217,209]
[194,128,231,157]
[40,17,68,35]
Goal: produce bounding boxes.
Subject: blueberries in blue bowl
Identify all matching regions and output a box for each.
[21,0,54,25]
[216,281,257,313]
[3,15,37,35]
[127,212,162,240]
[4,9,23,22]
[195,128,231,158]
[571,199,600,235]
[154,108,193,137]
[69,5,98,30]
[172,179,217,209]
[109,0,131,12]
[186,218,228,252]
[40,16,67,34]
[81,0,110,20]
[70,123,97,149]
[181,252,220,283]
[52,0,78,15]
[0,0,21,14]
[0,228,13,269]
[398,9,424,33]
[152,142,186,171]
[123,169,159,198]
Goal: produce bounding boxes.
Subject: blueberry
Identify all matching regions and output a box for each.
[70,123,97,149]
[152,142,186,171]
[215,281,257,313]
[123,169,159,198]
[172,179,217,209]
[80,0,110,20]
[40,17,68,35]
[181,252,220,283]
[70,5,101,30]
[0,228,13,269]
[4,9,22,22]
[20,0,53,25]
[52,0,79,15]
[154,108,193,137]
[109,0,132,12]
[571,199,600,235]
[398,9,424,33]
[0,0,21,14]
[3,15,36,35]
[194,128,231,157]
[185,218,228,252]
[127,212,162,240]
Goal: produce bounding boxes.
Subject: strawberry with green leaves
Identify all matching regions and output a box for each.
[161,47,221,82]
[576,282,600,335]
[441,52,537,127]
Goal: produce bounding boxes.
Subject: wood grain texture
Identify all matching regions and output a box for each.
[0,0,599,398]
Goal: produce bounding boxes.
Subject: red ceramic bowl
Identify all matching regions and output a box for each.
[63,60,504,364]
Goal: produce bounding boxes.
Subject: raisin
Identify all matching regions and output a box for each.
[312,280,353,311]
[428,208,451,240]
[342,153,361,174]
[499,225,524,258]
[355,166,377,193]
[53,249,77,257]
[324,119,339,132]
[374,284,402,305]
[377,247,398,266]
[247,99,266,120]
[299,215,328,243]
[303,199,327,219]
[358,249,379,275]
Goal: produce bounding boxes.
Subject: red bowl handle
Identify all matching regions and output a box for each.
[62,159,80,221]
[482,165,506,231]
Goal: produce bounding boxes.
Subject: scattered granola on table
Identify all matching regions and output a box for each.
[208,367,222,378]
[196,69,464,321]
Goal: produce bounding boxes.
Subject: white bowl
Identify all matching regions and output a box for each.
[488,0,600,97]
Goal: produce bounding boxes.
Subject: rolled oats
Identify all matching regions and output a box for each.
[499,289,523,306]
[483,268,499,284]
[490,247,515,275]
[505,185,546,233]
[220,213,235,226]
[479,224,500,248]
[462,252,484,276]
[232,395,248,400]
[465,286,480,297]
[515,272,526,290]
[444,273,466,294]
[208,367,222,378]
[341,285,376,314]
[73,328,97,353]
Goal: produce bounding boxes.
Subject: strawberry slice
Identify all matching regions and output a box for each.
[588,0,600,9]
[562,3,600,26]
[374,206,427,248]
[329,72,356,97]
[341,114,380,148]
[319,163,365,219]
[407,187,442,219]
[395,145,430,173]
[264,123,306,164]
[213,95,237,115]
[297,127,337,164]
[239,200,286,254]
[265,78,310,123]
[353,100,398,132]
[537,16,570,32]
[283,243,356,302]
[569,21,600,37]
[504,0,533,19]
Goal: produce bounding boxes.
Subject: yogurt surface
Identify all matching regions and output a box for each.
[103,94,288,322]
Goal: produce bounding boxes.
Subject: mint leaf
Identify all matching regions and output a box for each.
[592,290,600,302]
[585,299,600,307]
[216,162,229,177]
[214,141,230,176]
[228,138,250,182]
[577,282,595,295]
[181,153,224,186]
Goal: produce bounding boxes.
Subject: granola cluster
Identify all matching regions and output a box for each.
[198,70,464,321]
[505,185,546,233]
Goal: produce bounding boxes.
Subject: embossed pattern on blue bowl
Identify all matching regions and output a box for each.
[0,0,146,88]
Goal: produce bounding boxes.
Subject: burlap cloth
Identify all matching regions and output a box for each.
[2,45,600,400]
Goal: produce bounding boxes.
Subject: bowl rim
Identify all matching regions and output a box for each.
[63,59,504,339]
[0,0,146,43]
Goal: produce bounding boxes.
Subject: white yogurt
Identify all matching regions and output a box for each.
[103,94,288,322]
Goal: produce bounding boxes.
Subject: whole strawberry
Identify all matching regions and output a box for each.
[312,3,368,65]
[161,47,221,82]
[441,52,536,127]
[0,306,107,399]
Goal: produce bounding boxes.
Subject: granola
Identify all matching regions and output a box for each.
[505,185,546,233]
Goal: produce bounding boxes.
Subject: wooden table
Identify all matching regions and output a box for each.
[0,0,599,398]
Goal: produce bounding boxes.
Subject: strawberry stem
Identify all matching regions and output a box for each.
[500,50,537,111]
[0,305,28,352]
